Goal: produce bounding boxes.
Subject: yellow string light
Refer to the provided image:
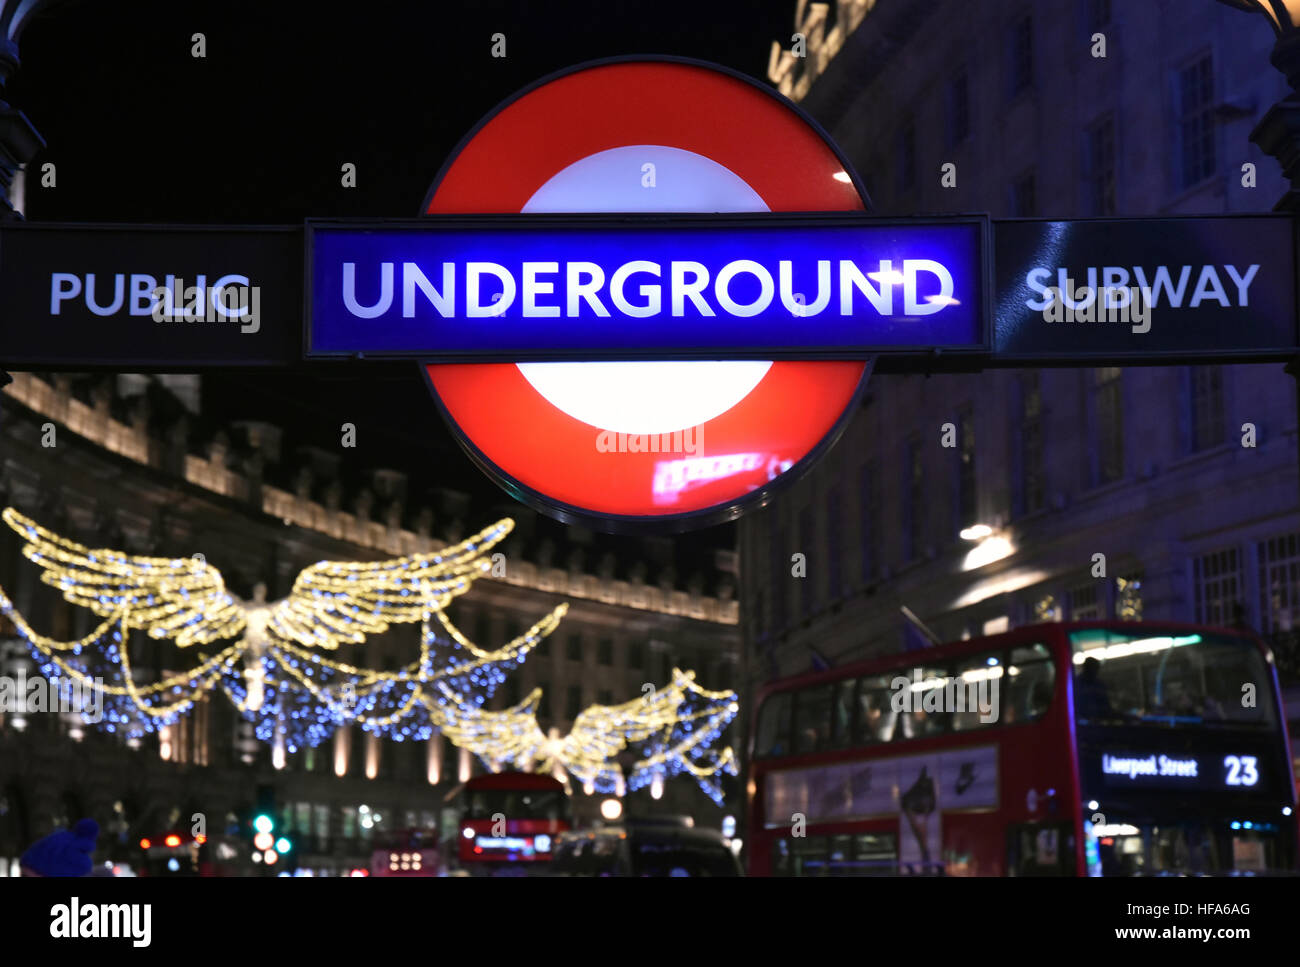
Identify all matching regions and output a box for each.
[0,507,738,792]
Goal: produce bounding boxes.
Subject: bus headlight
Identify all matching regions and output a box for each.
[534,835,551,853]
[462,827,476,840]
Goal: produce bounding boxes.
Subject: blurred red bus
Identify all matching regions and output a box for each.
[453,772,570,876]
[370,828,440,877]
[747,621,1299,876]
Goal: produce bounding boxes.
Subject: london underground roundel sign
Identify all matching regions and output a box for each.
[422,57,871,532]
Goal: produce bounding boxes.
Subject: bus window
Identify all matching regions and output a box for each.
[830,679,856,747]
[854,675,893,744]
[794,685,833,753]
[951,653,1002,732]
[901,666,951,738]
[1069,629,1279,727]
[852,833,898,875]
[772,836,828,877]
[1007,823,1076,876]
[754,692,792,757]
[1005,644,1054,724]
[828,835,852,876]
[774,833,897,876]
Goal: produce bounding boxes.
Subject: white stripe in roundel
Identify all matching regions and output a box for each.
[517,145,773,436]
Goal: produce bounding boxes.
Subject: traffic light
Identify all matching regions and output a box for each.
[246,785,281,872]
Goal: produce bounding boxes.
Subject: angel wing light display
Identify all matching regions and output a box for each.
[0,508,738,801]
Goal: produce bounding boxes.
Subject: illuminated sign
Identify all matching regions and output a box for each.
[1098,751,1264,790]
[307,216,985,360]
[418,57,878,530]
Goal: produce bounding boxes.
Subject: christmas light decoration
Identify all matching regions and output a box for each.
[0,508,738,800]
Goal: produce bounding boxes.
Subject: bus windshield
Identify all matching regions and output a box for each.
[464,788,567,821]
[1070,628,1278,729]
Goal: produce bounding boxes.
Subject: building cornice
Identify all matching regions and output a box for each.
[2,373,739,625]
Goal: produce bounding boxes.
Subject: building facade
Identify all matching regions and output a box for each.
[746,0,1300,690]
[0,372,741,875]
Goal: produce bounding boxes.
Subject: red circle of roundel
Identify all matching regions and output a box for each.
[424,58,869,529]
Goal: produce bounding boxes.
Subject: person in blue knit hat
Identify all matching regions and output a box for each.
[20,818,99,877]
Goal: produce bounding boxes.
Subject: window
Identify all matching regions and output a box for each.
[1084,115,1116,215]
[1011,170,1036,217]
[949,654,1002,732]
[946,72,970,148]
[853,674,894,745]
[1094,367,1124,484]
[1259,534,1300,632]
[1008,823,1076,876]
[1069,583,1102,620]
[1194,548,1241,627]
[627,641,644,672]
[1008,15,1033,96]
[896,121,916,193]
[565,685,582,720]
[830,678,856,746]
[773,836,828,877]
[891,666,951,739]
[1178,55,1216,189]
[793,685,833,754]
[859,462,879,583]
[827,486,844,602]
[773,833,898,877]
[537,689,551,722]
[596,638,612,665]
[1005,643,1055,724]
[957,406,976,533]
[904,438,924,561]
[1116,572,1144,621]
[1190,366,1224,451]
[597,689,612,706]
[1018,373,1044,514]
[754,692,793,757]
[1070,627,1278,727]
[566,635,583,662]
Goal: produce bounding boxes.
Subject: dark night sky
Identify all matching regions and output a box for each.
[8,0,800,575]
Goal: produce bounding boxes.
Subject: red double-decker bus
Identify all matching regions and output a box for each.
[453,772,570,876]
[747,621,1299,876]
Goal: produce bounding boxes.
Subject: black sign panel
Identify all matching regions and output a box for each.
[1096,749,1269,792]
[0,223,302,368]
[993,216,1300,362]
[2,216,1299,370]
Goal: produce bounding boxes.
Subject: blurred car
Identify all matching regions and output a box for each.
[550,818,741,877]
